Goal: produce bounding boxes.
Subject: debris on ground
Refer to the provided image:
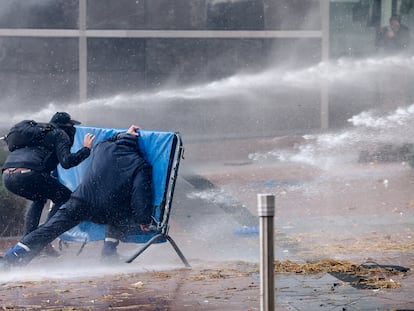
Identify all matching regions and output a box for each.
[274,259,409,289]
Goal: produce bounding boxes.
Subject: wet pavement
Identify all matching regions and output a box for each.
[180,136,414,310]
[1,135,414,310]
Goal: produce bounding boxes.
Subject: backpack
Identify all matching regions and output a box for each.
[4,120,55,152]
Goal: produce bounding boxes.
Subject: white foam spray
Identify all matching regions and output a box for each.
[249,103,414,172]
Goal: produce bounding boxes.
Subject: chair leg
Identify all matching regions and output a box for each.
[125,233,164,263]
[125,234,190,267]
[166,235,191,267]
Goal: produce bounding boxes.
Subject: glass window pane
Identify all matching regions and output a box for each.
[0,37,78,110]
[87,0,146,29]
[206,0,264,30]
[0,0,78,29]
[264,0,321,30]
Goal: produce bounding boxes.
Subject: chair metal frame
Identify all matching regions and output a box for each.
[126,132,190,267]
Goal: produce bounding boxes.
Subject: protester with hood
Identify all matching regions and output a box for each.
[376,15,410,55]
[2,112,94,256]
[2,125,153,266]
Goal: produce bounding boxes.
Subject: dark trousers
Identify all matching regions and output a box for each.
[2,170,72,234]
[20,199,87,254]
[20,198,134,255]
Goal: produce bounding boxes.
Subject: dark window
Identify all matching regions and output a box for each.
[87,38,147,97]
[207,0,264,30]
[0,0,78,29]
[0,37,78,110]
[87,0,206,30]
[87,0,146,29]
[145,0,206,30]
[264,0,320,30]
[88,38,146,71]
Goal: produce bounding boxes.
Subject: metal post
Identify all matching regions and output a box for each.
[381,0,393,27]
[258,194,275,311]
[78,0,87,104]
[320,0,330,130]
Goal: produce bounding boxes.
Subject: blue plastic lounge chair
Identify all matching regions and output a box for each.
[56,126,190,267]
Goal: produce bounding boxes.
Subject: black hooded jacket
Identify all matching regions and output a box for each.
[70,133,153,226]
[2,124,90,173]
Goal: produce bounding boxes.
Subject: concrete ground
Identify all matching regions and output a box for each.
[1,134,414,310]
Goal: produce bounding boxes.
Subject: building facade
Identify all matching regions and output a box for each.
[0,0,412,139]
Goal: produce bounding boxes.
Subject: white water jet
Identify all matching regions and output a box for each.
[250,103,414,171]
[2,55,413,131]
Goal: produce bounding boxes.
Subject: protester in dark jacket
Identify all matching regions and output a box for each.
[2,112,94,255]
[376,15,410,55]
[2,125,153,266]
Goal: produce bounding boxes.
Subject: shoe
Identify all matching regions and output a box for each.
[101,239,122,264]
[4,243,33,266]
[41,243,60,257]
[101,239,119,256]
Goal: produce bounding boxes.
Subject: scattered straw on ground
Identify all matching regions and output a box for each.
[184,260,407,289]
[275,259,357,274]
[274,259,407,289]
